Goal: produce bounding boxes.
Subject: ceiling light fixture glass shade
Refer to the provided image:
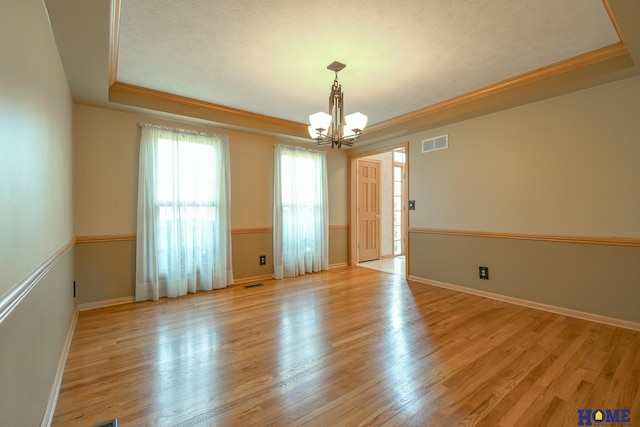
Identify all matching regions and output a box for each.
[308,112,332,138]
[308,61,367,149]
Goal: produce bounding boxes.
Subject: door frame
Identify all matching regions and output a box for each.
[393,159,407,256]
[349,142,410,274]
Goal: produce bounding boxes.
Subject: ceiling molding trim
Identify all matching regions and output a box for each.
[109,0,121,87]
[365,42,629,135]
[109,81,308,134]
[409,227,640,247]
[602,0,625,44]
[76,234,136,243]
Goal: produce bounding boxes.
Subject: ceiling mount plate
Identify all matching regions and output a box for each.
[327,61,346,73]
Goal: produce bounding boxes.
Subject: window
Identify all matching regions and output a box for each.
[135,124,233,301]
[393,150,406,255]
[273,145,328,279]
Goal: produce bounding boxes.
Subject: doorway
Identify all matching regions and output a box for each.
[350,144,408,276]
[357,158,381,262]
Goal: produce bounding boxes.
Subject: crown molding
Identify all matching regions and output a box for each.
[109,81,308,138]
[365,43,629,136]
[106,0,633,142]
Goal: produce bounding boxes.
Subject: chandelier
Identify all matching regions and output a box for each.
[308,61,368,149]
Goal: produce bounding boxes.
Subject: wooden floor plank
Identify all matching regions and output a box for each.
[52,267,640,426]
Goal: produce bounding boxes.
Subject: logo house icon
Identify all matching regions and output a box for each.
[594,410,604,422]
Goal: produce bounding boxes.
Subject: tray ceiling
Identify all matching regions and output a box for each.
[115,0,619,126]
[45,0,629,139]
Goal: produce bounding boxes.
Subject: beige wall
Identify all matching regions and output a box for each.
[405,76,640,237]
[0,250,76,425]
[355,76,640,324]
[75,241,135,304]
[75,227,350,305]
[73,105,350,303]
[354,76,640,238]
[74,105,349,233]
[410,232,640,323]
[0,0,76,425]
[1,0,74,295]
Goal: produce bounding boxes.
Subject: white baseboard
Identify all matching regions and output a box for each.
[78,296,135,311]
[40,305,79,427]
[233,274,274,286]
[408,275,640,332]
[329,262,349,269]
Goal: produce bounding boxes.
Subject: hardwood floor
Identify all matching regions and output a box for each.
[357,255,405,276]
[52,266,640,426]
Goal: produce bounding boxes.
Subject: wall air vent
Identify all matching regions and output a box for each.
[422,134,448,153]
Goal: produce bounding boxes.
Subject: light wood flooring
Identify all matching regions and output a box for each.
[357,255,406,276]
[53,266,640,426]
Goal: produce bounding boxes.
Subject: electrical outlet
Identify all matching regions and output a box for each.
[479,266,489,280]
[259,255,266,265]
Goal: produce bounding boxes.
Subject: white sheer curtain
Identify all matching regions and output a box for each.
[136,123,233,301]
[273,144,329,279]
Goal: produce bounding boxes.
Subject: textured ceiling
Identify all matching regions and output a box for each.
[115,0,620,126]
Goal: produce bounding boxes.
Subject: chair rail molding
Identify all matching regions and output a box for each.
[0,238,75,324]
